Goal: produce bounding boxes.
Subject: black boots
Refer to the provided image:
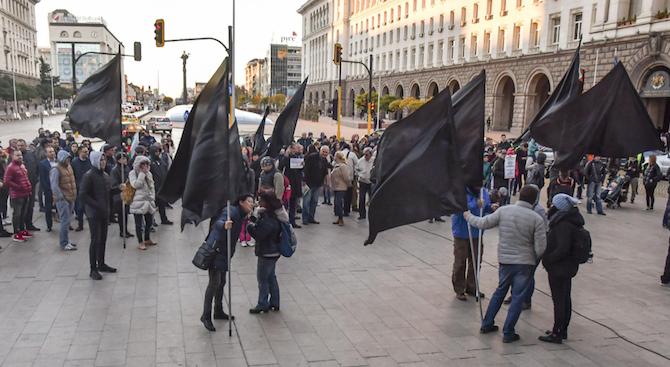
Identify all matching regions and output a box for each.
[98,264,117,273]
[539,333,563,344]
[213,307,234,320]
[90,269,102,280]
[200,315,215,331]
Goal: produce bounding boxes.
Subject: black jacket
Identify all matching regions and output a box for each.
[492,157,508,190]
[542,207,583,278]
[547,177,575,200]
[643,163,662,186]
[206,205,246,270]
[21,150,38,185]
[248,214,281,257]
[625,159,640,179]
[149,149,168,192]
[80,167,118,219]
[104,155,115,175]
[110,163,130,204]
[70,157,92,188]
[278,155,303,198]
[303,152,330,188]
[584,160,606,184]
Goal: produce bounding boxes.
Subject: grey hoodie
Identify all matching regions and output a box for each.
[50,150,72,201]
[90,151,104,171]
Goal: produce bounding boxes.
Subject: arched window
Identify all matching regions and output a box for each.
[60,31,68,38]
[73,31,81,38]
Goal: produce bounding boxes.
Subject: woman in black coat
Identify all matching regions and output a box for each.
[539,194,584,344]
[643,154,662,211]
[247,191,284,314]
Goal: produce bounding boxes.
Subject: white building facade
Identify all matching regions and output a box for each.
[0,0,40,85]
[299,0,670,133]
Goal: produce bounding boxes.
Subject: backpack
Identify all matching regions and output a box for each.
[280,172,291,202]
[278,222,297,257]
[572,227,592,264]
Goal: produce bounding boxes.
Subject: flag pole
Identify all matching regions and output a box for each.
[466,221,483,321]
[228,2,235,337]
[119,45,126,249]
[476,188,484,319]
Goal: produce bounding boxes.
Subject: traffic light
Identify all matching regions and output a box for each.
[362,100,367,109]
[334,43,342,65]
[133,42,142,61]
[371,102,375,112]
[154,19,165,47]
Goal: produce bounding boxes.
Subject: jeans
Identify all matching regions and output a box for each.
[514,172,525,194]
[157,198,169,223]
[88,217,109,269]
[358,182,371,218]
[0,188,8,220]
[548,273,572,336]
[114,200,129,234]
[344,186,353,215]
[586,182,603,213]
[662,237,670,283]
[522,264,539,304]
[26,184,36,227]
[38,183,45,210]
[256,256,280,310]
[302,185,321,222]
[55,200,74,247]
[288,195,298,225]
[10,196,29,233]
[44,189,53,230]
[75,194,85,228]
[322,185,331,203]
[482,264,535,339]
[334,191,346,219]
[203,267,227,317]
[630,177,639,202]
[663,197,670,228]
[134,213,153,242]
[452,237,483,294]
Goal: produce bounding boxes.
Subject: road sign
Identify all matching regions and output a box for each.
[183,110,190,121]
[504,155,517,179]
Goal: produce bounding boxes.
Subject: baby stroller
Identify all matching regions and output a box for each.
[601,175,630,209]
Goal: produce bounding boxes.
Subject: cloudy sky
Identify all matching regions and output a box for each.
[35,0,304,98]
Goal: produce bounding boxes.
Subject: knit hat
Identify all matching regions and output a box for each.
[553,193,578,212]
[260,156,274,168]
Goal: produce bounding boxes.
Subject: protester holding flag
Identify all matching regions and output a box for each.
[200,194,254,331]
[110,152,132,238]
[129,156,157,250]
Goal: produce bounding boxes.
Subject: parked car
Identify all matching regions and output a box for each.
[61,116,72,133]
[643,151,670,178]
[122,114,139,124]
[147,117,173,132]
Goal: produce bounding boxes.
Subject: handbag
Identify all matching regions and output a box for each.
[192,240,217,270]
[121,179,135,205]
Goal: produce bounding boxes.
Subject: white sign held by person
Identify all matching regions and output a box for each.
[504,155,516,179]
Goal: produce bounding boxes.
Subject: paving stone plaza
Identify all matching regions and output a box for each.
[1,193,670,367]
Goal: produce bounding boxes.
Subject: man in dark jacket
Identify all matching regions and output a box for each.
[513,143,528,195]
[492,149,509,193]
[278,142,303,228]
[17,139,39,231]
[584,156,606,215]
[149,145,172,225]
[38,147,57,231]
[538,194,583,344]
[140,130,157,146]
[110,152,133,237]
[547,170,575,204]
[80,151,122,280]
[302,146,331,225]
[71,146,91,231]
[625,156,640,203]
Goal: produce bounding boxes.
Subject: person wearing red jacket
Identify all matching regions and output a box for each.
[3,150,33,242]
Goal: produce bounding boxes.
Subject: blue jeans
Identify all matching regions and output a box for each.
[586,183,603,213]
[334,191,346,219]
[302,185,321,222]
[323,185,332,203]
[75,194,85,227]
[44,189,53,230]
[55,200,75,247]
[663,197,670,228]
[256,256,279,310]
[482,264,535,339]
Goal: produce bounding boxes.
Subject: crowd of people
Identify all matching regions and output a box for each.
[2,126,670,343]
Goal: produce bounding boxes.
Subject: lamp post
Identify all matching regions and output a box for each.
[181,51,189,104]
[9,34,32,118]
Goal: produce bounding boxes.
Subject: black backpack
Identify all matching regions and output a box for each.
[572,227,592,264]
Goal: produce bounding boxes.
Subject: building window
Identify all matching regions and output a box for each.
[383,32,386,45]
[390,9,394,22]
[473,3,479,23]
[573,13,582,40]
[376,35,380,47]
[516,0,523,7]
[412,23,416,38]
[486,0,493,19]
[449,11,455,27]
[403,49,408,69]
[413,0,417,12]
[366,19,369,31]
[389,31,393,43]
[438,40,444,62]
[397,28,400,41]
[398,5,402,20]
[372,17,375,29]
[551,17,560,44]
[513,24,522,49]
[60,31,68,38]
[365,38,368,50]
[420,20,425,36]
[411,47,416,67]
[501,0,507,15]
[461,7,467,26]
[389,53,393,69]
[499,28,507,52]
[439,14,444,29]
[531,21,540,47]
[382,54,386,70]
[428,43,433,64]
[384,11,387,24]
[419,45,424,66]
[460,37,466,59]
[404,26,408,39]
[430,17,434,32]
[378,14,381,26]
[405,2,409,17]
[484,31,491,54]
[472,34,479,56]
[448,39,455,60]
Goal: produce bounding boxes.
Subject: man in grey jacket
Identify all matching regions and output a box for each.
[464,185,547,343]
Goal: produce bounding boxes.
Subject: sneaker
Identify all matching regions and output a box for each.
[75,226,84,232]
[457,293,467,301]
[479,325,499,334]
[503,334,520,343]
[61,243,77,251]
[2,218,11,226]
[12,233,26,242]
[597,212,606,216]
[240,241,248,247]
[20,230,34,239]
[249,307,269,314]
[90,269,102,280]
[247,240,255,247]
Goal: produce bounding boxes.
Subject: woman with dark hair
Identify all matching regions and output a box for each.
[247,191,288,314]
[201,193,254,331]
[68,142,79,158]
[643,154,662,211]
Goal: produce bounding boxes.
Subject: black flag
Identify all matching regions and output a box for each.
[253,107,270,156]
[229,121,250,197]
[530,62,664,169]
[157,58,231,229]
[68,54,122,147]
[452,70,485,188]
[513,45,583,145]
[365,87,467,245]
[267,77,308,158]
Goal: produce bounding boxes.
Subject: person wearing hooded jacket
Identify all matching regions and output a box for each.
[129,155,158,250]
[538,194,584,344]
[50,150,77,251]
[247,191,287,314]
[149,145,172,225]
[110,152,133,238]
[80,151,123,280]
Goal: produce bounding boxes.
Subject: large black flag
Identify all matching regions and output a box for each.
[513,45,583,145]
[229,121,250,197]
[68,54,122,147]
[267,77,308,158]
[253,107,270,156]
[365,87,467,245]
[157,58,231,228]
[452,70,485,188]
[530,62,664,169]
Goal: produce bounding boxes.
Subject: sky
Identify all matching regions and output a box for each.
[35,0,305,98]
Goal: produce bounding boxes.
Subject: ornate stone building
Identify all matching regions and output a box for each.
[298,0,670,133]
[0,0,40,85]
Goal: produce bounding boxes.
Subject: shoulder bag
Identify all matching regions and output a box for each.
[192,240,217,270]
